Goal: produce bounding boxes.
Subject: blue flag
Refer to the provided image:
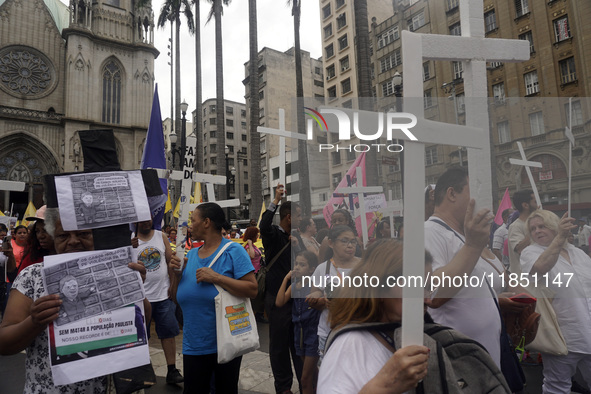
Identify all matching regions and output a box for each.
[141,84,168,230]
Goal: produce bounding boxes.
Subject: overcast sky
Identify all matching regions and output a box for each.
[151,0,322,119]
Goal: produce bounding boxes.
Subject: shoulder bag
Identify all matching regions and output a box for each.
[251,241,290,313]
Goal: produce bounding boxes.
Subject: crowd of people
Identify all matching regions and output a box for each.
[2,165,591,394]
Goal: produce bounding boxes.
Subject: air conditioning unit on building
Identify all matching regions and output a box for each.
[341,66,348,72]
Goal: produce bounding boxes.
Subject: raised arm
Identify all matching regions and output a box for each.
[275,271,293,307]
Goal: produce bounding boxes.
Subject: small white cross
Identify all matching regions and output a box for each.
[565,98,575,217]
[509,141,543,209]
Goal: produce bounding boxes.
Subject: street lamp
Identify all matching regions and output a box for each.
[180,100,188,168]
[441,81,464,165]
[225,146,236,219]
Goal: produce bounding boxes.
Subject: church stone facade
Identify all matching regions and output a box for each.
[0,0,157,214]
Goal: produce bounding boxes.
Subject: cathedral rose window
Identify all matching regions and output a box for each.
[0,46,56,99]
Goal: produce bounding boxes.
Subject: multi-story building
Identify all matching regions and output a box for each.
[243,47,327,216]
[364,0,591,217]
[194,99,250,219]
[0,0,158,215]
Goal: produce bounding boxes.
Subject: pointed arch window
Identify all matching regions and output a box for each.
[102,60,122,124]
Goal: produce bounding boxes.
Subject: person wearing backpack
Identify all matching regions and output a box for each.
[318,239,510,394]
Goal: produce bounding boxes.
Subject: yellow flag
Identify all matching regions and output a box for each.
[173,197,181,218]
[0,210,4,216]
[165,191,172,213]
[190,173,203,204]
[21,201,37,227]
[257,200,266,226]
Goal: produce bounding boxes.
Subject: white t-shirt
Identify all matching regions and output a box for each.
[425,218,502,367]
[134,230,169,302]
[311,261,353,348]
[521,243,591,354]
[508,218,529,275]
[492,224,509,267]
[318,330,392,393]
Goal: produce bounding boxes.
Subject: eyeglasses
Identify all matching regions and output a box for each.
[335,238,357,247]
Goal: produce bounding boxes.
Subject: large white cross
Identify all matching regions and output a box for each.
[565,98,575,217]
[258,109,308,198]
[400,0,530,347]
[155,135,240,260]
[0,180,26,192]
[509,141,543,209]
[335,167,383,247]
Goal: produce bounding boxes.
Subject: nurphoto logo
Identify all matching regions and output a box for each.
[305,107,418,153]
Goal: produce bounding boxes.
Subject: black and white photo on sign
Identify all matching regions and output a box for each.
[54,171,151,231]
[41,246,145,326]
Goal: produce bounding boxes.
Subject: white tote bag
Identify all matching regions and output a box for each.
[208,243,260,364]
[526,286,568,356]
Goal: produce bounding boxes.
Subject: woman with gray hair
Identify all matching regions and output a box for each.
[520,210,591,393]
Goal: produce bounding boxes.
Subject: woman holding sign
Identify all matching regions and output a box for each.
[176,203,257,394]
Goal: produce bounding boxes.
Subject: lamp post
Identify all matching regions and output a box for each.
[180,100,188,168]
[441,81,464,166]
[224,146,236,219]
[392,72,404,198]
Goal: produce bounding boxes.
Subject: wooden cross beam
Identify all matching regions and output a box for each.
[509,141,543,209]
[0,180,26,192]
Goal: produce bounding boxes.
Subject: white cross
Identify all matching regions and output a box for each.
[509,141,543,209]
[565,98,575,217]
[258,109,308,198]
[336,167,383,247]
[0,180,26,192]
[400,0,530,347]
[154,135,239,260]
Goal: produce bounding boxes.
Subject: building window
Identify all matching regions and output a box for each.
[498,121,510,144]
[227,145,234,153]
[453,61,463,80]
[326,64,336,80]
[559,57,576,84]
[565,100,583,127]
[322,4,331,19]
[203,108,207,117]
[328,86,337,98]
[204,159,207,167]
[492,82,505,103]
[211,144,217,153]
[446,0,459,11]
[315,67,321,75]
[382,80,394,96]
[425,146,438,165]
[211,157,217,165]
[314,80,324,87]
[423,62,430,81]
[449,22,461,36]
[226,119,233,127]
[554,16,570,42]
[227,132,234,140]
[332,151,341,165]
[392,183,402,199]
[241,147,247,154]
[102,60,122,124]
[324,23,333,39]
[272,167,279,180]
[332,172,342,187]
[210,117,216,125]
[244,184,249,194]
[343,99,353,109]
[515,0,529,18]
[241,109,246,117]
[529,111,545,136]
[341,78,351,94]
[340,56,350,72]
[408,11,425,32]
[519,31,534,53]
[346,149,355,161]
[211,131,217,139]
[336,0,345,8]
[338,34,348,50]
[241,134,247,141]
[241,121,246,129]
[379,49,401,73]
[204,146,207,155]
[259,107,265,118]
[423,89,433,109]
[377,26,399,49]
[524,70,539,95]
[484,10,496,32]
[336,13,347,29]
[226,106,233,115]
[325,43,334,59]
[243,159,248,166]
[258,90,264,100]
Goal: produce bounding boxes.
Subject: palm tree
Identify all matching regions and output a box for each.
[248,0,262,219]
[157,0,194,167]
[206,0,231,201]
[288,0,311,215]
[193,0,203,173]
[353,0,378,184]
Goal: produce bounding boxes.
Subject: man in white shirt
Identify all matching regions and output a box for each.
[492,209,512,268]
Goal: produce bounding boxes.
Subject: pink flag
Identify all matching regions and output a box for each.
[323,153,373,237]
[494,188,512,225]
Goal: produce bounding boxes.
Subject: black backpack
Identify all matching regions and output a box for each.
[325,321,511,394]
